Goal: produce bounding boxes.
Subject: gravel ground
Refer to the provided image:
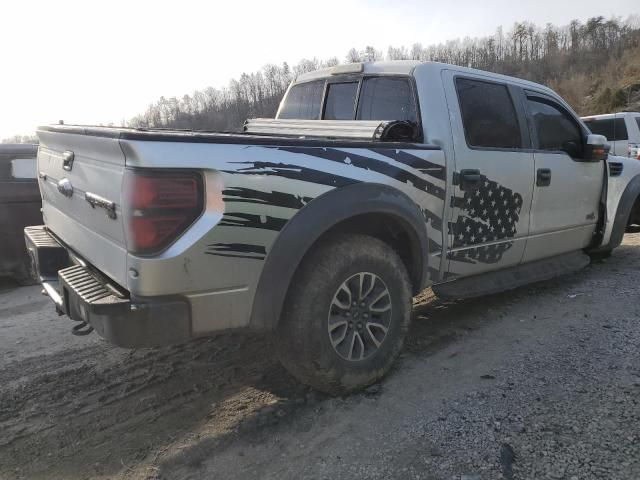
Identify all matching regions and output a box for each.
[1,234,639,480]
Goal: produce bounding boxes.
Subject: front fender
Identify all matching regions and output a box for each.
[599,173,640,251]
[249,182,431,331]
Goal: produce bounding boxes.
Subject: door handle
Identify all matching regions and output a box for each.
[536,168,552,187]
[62,150,75,171]
[458,169,481,191]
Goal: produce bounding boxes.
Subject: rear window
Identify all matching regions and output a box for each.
[10,158,37,179]
[636,116,640,132]
[357,77,417,122]
[278,80,324,120]
[584,117,628,141]
[456,78,522,149]
[323,82,358,120]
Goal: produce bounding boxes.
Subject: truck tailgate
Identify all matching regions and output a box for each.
[37,129,128,287]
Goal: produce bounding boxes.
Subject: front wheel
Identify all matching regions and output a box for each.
[276,234,413,395]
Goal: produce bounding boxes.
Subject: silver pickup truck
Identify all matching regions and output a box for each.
[25,61,640,394]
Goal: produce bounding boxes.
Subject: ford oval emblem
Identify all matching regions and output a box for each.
[57,178,74,198]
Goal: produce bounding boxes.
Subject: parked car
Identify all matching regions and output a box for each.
[0,144,41,283]
[582,112,640,159]
[25,61,640,394]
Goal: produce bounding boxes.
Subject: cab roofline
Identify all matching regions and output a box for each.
[294,60,560,98]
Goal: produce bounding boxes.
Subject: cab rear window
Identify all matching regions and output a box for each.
[10,158,37,179]
[278,75,418,123]
[357,77,417,122]
[324,82,358,120]
[278,80,324,120]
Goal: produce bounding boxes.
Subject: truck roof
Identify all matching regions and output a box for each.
[296,60,558,97]
[582,112,640,120]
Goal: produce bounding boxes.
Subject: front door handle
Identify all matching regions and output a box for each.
[537,168,552,187]
[458,169,481,191]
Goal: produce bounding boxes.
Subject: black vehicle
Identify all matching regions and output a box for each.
[0,144,41,282]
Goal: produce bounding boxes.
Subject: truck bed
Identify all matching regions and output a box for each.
[39,120,428,148]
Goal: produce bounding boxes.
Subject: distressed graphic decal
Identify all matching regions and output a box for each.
[205,243,266,260]
[422,207,443,232]
[449,174,523,264]
[223,187,313,209]
[369,148,446,181]
[223,161,357,188]
[219,213,287,231]
[275,147,446,200]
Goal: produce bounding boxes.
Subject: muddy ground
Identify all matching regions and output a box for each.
[1,235,639,480]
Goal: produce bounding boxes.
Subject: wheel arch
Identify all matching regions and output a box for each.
[249,182,432,331]
[599,174,640,251]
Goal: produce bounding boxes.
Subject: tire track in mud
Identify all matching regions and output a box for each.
[0,331,306,479]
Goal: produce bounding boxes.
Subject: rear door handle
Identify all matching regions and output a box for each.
[458,169,481,191]
[537,168,552,187]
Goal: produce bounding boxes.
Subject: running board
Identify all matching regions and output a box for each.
[433,251,590,299]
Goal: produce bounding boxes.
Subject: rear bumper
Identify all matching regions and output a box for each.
[24,225,192,348]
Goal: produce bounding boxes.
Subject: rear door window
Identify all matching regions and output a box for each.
[323,82,358,120]
[356,77,417,122]
[278,80,324,120]
[455,78,522,149]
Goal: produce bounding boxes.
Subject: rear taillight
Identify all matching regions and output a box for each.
[123,170,204,254]
[628,143,640,160]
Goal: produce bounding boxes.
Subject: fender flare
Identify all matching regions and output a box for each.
[249,182,431,331]
[600,174,640,251]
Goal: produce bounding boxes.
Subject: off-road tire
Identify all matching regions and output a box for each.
[276,233,412,395]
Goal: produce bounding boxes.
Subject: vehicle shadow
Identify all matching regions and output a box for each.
[1,241,633,479]
[0,277,19,293]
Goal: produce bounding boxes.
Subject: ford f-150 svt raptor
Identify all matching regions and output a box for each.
[25,61,640,394]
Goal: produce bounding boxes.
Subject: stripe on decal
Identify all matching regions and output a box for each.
[219,212,287,231]
[369,148,446,181]
[275,147,446,200]
[223,187,313,209]
[205,243,267,260]
[223,161,358,189]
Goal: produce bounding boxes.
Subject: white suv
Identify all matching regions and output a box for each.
[582,112,640,159]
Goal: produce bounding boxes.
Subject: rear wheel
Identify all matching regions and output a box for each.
[276,234,412,395]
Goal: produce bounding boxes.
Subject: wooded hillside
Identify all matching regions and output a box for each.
[127,16,640,131]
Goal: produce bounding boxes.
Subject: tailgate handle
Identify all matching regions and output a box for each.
[85,192,117,219]
[62,151,75,171]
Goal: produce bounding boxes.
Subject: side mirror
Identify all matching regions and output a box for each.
[562,141,580,158]
[584,134,610,162]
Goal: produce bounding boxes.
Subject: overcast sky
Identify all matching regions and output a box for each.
[1,0,638,140]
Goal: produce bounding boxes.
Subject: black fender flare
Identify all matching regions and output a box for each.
[599,174,640,251]
[249,182,431,331]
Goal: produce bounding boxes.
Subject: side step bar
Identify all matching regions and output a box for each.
[433,250,590,299]
[24,225,70,282]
